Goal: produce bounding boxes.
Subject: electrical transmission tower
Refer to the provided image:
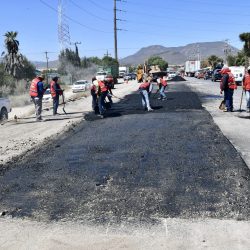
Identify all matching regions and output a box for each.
[58,0,71,50]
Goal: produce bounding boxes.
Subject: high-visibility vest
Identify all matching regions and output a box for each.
[50,81,57,97]
[243,74,250,91]
[29,78,40,97]
[228,72,237,90]
[98,81,108,92]
[160,78,168,87]
[139,82,150,90]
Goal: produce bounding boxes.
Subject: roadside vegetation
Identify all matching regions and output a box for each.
[1,30,250,107]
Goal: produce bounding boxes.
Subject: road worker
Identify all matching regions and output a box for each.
[139,77,153,111]
[242,66,250,112]
[91,77,99,114]
[220,66,237,112]
[97,79,108,118]
[105,78,113,108]
[137,65,144,83]
[50,76,63,115]
[157,76,168,100]
[29,74,46,121]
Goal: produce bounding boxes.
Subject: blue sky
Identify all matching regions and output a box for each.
[1,0,250,63]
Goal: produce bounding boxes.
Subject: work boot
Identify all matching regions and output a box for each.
[147,108,154,112]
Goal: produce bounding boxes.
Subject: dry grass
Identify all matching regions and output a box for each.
[9,93,31,107]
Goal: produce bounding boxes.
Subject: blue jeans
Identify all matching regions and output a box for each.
[245,90,250,109]
[159,85,166,98]
[224,89,234,111]
[140,89,151,110]
[53,95,59,115]
[98,91,108,115]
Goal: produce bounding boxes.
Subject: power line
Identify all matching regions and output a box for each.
[68,0,111,22]
[40,0,112,33]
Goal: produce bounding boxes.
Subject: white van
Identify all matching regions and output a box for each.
[229,66,245,85]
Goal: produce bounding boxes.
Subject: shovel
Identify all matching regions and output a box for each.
[62,92,67,114]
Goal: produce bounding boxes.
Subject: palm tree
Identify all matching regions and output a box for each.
[2,31,24,78]
[239,32,250,67]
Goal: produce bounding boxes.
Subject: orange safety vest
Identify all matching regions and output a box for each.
[139,82,150,90]
[29,78,40,97]
[50,81,57,97]
[160,78,168,87]
[98,81,108,92]
[228,72,237,90]
[243,74,250,91]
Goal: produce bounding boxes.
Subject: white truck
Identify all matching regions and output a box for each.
[185,60,201,77]
[0,97,11,121]
[119,66,128,78]
[229,66,245,85]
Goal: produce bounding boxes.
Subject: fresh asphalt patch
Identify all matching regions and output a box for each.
[0,82,249,225]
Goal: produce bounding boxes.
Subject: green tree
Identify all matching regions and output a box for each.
[15,56,36,80]
[101,56,119,67]
[147,56,168,71]
[88,56,102,65]
[239,32,250,66]
[2,31,24,78]
[207,55,223,69]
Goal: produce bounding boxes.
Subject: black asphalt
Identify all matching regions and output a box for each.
[0,82,249,225]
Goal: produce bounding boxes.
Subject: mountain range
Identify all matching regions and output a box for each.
[32,41,239,68]
[119,41,239,65]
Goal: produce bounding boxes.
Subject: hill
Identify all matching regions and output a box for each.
[119,41,239,65]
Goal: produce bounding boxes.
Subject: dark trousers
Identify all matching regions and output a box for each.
[91,93,98,110]
[98,91,108,115]
[53,95,59,115]
[224,89,234,111]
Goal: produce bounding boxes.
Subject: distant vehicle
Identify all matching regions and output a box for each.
[72,80,90,93]
[185,60,201,77]
[197,70,206,79]
[229,66,245,85]
[42,89,52,103]
[124,73,136,81]
[119,66,129,78]
[204,70,213,80]
[168,71,176,79]
[211,69,222,82]
[96,71,107,81]
[0,97,11,121]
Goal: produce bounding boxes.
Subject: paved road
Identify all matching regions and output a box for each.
[0,82,249,228]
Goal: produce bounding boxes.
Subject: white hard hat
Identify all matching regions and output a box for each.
[248,66,250,70]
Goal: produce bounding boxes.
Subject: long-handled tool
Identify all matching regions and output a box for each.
[62,92,67,114]
[237,87,244,112]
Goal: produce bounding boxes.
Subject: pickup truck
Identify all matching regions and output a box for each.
[0,97,11,121]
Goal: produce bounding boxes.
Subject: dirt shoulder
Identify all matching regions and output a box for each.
[0,80,138,165]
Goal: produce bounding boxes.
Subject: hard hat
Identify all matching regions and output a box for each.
[247,66,250,70]
[37,74,45,80]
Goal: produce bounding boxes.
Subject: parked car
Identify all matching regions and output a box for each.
[204,70,213,80]
[168,71,176,79]
[197,71,205,79]
[0,97,11,121]
[124,73,136,81]
[72,80,90,93]
[96,71,107,81]
[211,69,222,82]
[42,89,52,103]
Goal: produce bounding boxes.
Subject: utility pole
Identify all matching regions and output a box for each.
[44,51,49,84]
[114,0,118,61]
[114,0,126,61]
[104,50,111,57]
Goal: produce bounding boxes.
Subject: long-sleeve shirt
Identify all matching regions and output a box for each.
[37,81,44,97]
